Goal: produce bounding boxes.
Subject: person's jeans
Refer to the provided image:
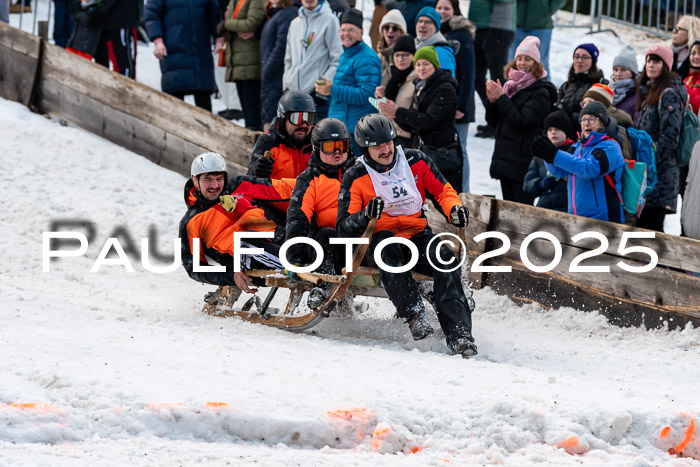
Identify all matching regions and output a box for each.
[0,0,9,24]
[456,122,470,193]
[236,80,262,131]
[509,28,552,79]
[53,0,74,48]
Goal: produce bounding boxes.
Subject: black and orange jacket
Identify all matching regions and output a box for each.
[336,149,461,239]
[179,175,295,285]
[285,151,354,261]
[247,117,313,179]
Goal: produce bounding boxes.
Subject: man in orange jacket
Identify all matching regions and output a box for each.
[336,114,477,357]
[180,152,295,293]
[285,118,355,308]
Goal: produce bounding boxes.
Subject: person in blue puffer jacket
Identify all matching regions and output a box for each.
[531,101,625,223]
[316,8,381,155]
[260,0,301,124]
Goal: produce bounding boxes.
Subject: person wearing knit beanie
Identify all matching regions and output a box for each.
[543,109,574,140]
[583,83,614,108]
[574,43,600,64]
[413,45,440,69]
[580,101,610,127]
[415,6,441,30]
[393,34,416,55]
[514,35,541,64]
[646,44,674,71]
[340,8,364,32]
[379,9,407,36]
[613,45,638,75]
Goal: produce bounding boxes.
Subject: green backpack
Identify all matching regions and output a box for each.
[660,89,700,166]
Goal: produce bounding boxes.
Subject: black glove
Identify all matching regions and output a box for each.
[251,155,274,178]
[450,205,469,227]
[538,176,557,191]
[365,196,384,219]
[531,135,559,164]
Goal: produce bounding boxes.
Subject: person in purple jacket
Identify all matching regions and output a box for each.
[609,45,640,124]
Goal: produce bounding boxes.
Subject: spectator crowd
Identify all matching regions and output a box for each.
[4,1,700,237]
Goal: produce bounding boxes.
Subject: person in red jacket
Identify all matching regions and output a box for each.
[285,118,355,308]
[180,152,295,294]
[684,40,700,114]
[336,114,477,358]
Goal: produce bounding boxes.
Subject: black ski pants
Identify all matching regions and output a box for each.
[367,229,473,340]
[474,28,515,110]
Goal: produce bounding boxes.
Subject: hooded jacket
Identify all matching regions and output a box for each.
[544,130,625,223]
[260,1,301,123]
[415,32,456,76]
[337,148,461,239]
[144,0,221,94]
[328,40,382,143]
[248,116,313,179]
[179,175,296,285]
[486,77,559,183]
[283,0,343,93]
[636,76,688,212]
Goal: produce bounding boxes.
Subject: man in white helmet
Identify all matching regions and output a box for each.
[179,152,296,293]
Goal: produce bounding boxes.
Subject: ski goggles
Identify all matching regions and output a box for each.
[285,111,315,126]
[320,139,350,154]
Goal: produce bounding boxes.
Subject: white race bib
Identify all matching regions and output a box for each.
[359,147,423,217]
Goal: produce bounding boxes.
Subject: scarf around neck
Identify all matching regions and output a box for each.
[502,67,546,98]
[609,78,635,105]
[415,31,449,49]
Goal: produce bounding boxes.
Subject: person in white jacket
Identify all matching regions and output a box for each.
[283,0,343,119]
[682,141,700,240]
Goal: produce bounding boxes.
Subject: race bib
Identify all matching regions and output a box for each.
[359,147,423,217]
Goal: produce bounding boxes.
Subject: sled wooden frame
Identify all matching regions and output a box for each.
[202,221,470,332]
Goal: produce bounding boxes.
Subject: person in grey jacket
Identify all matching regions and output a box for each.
[283,0,343,120]
[681,141,700,240]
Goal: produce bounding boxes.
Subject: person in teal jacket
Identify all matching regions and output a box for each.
[318,8,382,155]
[531,101,625,223]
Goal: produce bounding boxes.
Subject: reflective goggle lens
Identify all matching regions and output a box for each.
[287,111,315,126]
[320,139,349,154]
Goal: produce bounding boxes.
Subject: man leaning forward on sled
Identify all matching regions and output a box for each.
[336,114,477,357]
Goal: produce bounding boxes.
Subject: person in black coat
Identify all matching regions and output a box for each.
[379,45,462,192]
[145,0,222,111]
[437,0,476,193]
[91,0,141,78]
[558,43,608,131]
[260,0,301,124]
[485,36,557,204]
[523,109,574,212]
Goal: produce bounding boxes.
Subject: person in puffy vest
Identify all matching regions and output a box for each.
[531,101,625,223]
[337,114,477,358]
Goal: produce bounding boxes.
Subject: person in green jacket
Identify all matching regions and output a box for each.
[509,0,567,79]
[220,0,266,130]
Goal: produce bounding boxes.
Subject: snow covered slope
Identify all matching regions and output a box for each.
[2,97,700,465]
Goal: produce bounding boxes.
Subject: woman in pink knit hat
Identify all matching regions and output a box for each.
[484,35,558,205]
[634,43,688,232]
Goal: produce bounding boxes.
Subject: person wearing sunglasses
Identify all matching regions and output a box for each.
[284,118,355,309]
[375,9,407,85]
[248,91,316,181]
[671,15,700,80]
[531,101,625,223]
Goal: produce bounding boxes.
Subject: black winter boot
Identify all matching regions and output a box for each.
[406,311,434,340]
[448,335,478,358]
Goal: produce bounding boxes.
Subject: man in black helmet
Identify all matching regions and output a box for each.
[284,118,355,308]
[248,91,316,180]
[337,113,477,358]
